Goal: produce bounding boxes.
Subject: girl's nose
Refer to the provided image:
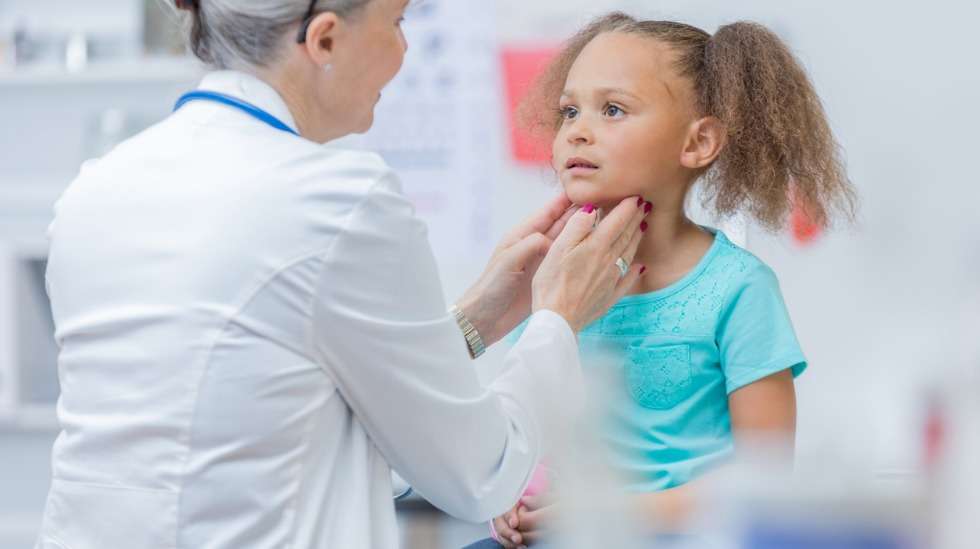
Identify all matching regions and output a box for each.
[567,121,594,145]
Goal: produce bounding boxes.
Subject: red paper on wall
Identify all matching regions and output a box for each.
[500,47,559,165]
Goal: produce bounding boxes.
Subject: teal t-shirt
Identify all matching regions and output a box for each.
[514,228,806,491]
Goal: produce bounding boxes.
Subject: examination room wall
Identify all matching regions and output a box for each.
[2,0,978,547]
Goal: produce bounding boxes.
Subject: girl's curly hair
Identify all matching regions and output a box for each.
[520,12,856,231]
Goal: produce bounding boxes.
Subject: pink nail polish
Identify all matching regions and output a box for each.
[636,196,644,207]
[581,203,595,214]
[644,202,653,214]
[641,221,648,232]
[640,265,647,275]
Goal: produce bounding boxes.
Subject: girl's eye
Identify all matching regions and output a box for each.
[560,106,579,120]
[604,104,625,117]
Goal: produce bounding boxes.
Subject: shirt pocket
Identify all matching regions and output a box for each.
[625,343,694,409]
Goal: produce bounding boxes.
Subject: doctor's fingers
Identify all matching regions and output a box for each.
[543,205,578,242]
[590,196,647,248]
[549,204,600,254]
[503,194,573,247]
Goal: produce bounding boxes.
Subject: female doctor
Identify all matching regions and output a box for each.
[35,1,648,548]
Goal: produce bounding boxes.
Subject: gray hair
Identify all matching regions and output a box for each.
[176,0,373,70]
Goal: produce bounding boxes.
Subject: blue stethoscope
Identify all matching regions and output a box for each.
[172,89,417,503]
[173,91,300,137]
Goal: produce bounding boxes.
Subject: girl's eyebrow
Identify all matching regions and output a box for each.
[561,87,644,102]
[595,87,643,101]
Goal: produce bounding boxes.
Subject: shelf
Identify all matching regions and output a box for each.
[0,405,59,433]
[0,57,203,87]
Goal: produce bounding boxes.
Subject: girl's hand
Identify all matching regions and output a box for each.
[492,503,525,548]
[515,494,558,546]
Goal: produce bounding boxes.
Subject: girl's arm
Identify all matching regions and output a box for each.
[728,368,797,450]
[632,369,797,530]
[516,370,798,538]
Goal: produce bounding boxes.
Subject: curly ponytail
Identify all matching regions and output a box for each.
[701,22,854,230]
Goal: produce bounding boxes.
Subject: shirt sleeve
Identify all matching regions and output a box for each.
[310,169,584,522]
[717,262,807,395]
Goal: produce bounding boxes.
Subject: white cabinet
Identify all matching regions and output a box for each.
[0,241,57,429]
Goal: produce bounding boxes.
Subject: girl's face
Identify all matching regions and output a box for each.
[553,32,697,209]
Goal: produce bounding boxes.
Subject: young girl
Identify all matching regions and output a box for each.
[477,12,855,549]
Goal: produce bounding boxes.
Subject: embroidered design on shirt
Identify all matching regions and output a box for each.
[626,344,693,409]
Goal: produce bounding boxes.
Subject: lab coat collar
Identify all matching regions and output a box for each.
[197,70,301,135]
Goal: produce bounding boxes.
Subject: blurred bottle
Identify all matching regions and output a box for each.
[688,420,928,549]
[12,20,31,66]
[0,6,8,68]
[64,30,88,73]
[932,363,980,549]
[922,391,946,471]
[548,360,647,549]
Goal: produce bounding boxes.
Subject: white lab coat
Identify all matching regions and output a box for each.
[35,71,584,549]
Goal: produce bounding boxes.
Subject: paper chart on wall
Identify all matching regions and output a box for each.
[331,0,502,294]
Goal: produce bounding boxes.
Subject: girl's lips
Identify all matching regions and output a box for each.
[565,157,599,169]
[565,157,600,176]
[567,165,599,176]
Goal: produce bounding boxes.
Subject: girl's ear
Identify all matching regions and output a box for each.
[679,116,727,170]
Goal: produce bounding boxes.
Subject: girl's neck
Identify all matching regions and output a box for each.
[629,207,715,295]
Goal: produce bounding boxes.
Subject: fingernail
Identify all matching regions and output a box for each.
[640,265,647,275]
[636,196,644,207]
[512,535,521,543]
[640,221,648,232]
[644,202,653,214]
[581,203,595,214]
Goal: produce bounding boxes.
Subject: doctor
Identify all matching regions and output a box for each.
[35,0,648,548]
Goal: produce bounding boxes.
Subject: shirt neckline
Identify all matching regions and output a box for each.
[610,227,727,308]
[195,70,301,135]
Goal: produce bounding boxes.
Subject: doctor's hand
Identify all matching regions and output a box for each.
[456,194,577,346]
[532,196,649,333]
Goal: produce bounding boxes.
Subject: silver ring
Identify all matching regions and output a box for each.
[615,257,629,278]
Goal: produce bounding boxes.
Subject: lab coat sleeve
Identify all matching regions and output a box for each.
[310,170,584,522]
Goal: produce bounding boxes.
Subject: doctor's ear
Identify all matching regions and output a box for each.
[302,12,342,66]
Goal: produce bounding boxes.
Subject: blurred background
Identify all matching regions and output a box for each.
[1,0,977,547]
